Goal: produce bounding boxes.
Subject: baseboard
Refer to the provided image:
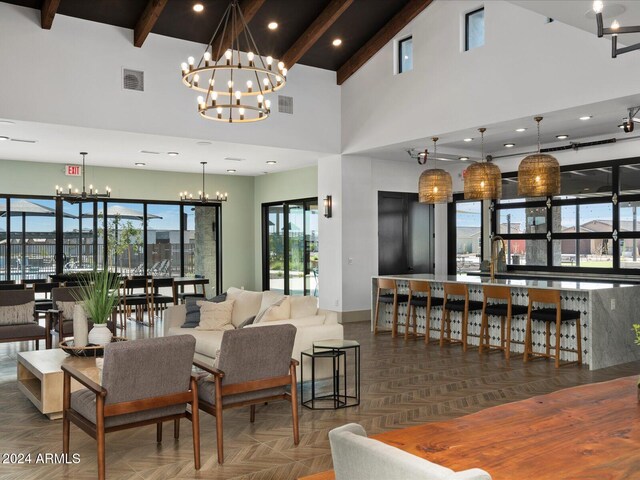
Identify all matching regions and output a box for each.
[338,310,371,324]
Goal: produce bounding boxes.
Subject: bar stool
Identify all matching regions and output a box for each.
[524,288,582,368]
[440,283,483,351]
[405,280,444,342]
[374,278,408,337]
[479,285,528,359]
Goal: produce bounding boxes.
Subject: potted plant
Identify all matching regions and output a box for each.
[73,270,120,345]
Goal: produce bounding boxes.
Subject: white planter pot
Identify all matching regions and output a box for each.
[72,304,88,348]
[88,323,112,346]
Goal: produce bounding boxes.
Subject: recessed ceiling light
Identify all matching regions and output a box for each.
[463,138,473,142]
[266,160,277,165]
[168,151,179,156]
[193,4,204,13]
[135,162,146,167]
[515,128,526,132]
[579,116,592,121]
[459,156,469,161]
[0,136,9,141]
[227,169,237,173]
[556,134,569,140]
[504,143,515,148]
[268,21,278,30]
[0,120,14,125]
[332,38,342,46]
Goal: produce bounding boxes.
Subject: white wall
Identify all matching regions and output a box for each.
[341,0,640,153]
[318,155,342,310]
[0,3,341,155]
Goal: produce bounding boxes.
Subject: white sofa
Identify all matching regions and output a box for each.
[164,287,343,379]
[329,424,492,480]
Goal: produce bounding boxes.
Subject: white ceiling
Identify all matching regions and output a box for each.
[0,119,324,176]
[360,94,640,164]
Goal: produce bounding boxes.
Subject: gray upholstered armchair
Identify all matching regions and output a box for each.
[62,336,200,480]
[195,324,299,464]
[329,423,492,480]
[0,289,47,349]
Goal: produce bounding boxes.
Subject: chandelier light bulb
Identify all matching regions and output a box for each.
[209,78,215,86]
[276,75,282,83]
[263,77,270,87]
[266,56,273,65]
[211,91,217,100]
[433,186,439,193]
[188,56,195,65]
[247,52,254,62]
[216,107,223,114]
[282,68,288,76]
[181,62,188,72]
[197,96,204,104]
[68,184,72,190]
[203,51,211,62]
[225,49,232,60]
[265,99,271,109]
[611,19,620,30]
[593,0,603,14]
[193,74,200,82]
[246,80,253,90]
[227,80,233,89]
[277,61,284,71]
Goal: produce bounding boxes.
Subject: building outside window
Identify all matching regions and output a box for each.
[465,7,485,51]
[398,36,413,73]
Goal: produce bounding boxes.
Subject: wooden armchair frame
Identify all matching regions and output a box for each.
[194,357,300,464]
[62,365,200,480]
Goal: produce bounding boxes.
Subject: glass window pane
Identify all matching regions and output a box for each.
[579,203,612,232]
[620,164,640,194]
[620,238,640,268]
[505,239,546,266]
[466,8,484,50]
[288,203,305,295]
[557,167,612,198]
[553,239,577,267]
[399,37,413,73]
[499,207,546,234]
[620,201,640,232]
[456,201,482,273]
[579,238,612,268]
[147,204,181,276]
[104,202,145,275]
[305,202,319,297]
[554,205,576,232]
[499,178,523,202]
[267,205,285,294]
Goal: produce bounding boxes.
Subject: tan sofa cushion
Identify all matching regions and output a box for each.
[0,301,35,325]
[167,326,224,359]
[249,315,326,329]
[226,287,263,328]
[259,290,286,313]
[290,296,318,318]
[195,299,235,331]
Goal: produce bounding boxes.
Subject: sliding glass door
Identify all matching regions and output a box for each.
[262,198,318,296]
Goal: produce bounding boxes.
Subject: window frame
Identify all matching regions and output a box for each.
[465,6,485,52]
[397,35,413,74]
[489,156,640,276]
[448,194,484,274]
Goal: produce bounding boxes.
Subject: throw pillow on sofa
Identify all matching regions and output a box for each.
[195,299,235,331]
[226,287,263,328]
[0,301,36,325]
[181,293,227,328]
[256,297,291,323]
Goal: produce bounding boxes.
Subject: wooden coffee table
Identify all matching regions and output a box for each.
[17,349,100,420]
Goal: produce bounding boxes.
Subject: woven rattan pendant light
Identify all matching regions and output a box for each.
[518,116,560,197]
[419,137,453,204]
[464,127,502,200]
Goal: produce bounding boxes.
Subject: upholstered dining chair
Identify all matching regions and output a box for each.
[194,324,299,464]
[62,336,200,480]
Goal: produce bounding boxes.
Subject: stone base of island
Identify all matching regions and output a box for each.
[372,274,640,370]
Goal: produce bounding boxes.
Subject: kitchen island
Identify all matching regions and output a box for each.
[372,274,640,370]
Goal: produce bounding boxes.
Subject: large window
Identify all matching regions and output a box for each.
[453,198,483,273]
[398,36,413,73]
[465,7,485,51]
[490,158,640,274]
[0,195,222,293]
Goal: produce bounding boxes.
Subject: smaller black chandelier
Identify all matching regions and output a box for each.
[594,1,640,58]
[55,152,111,199]
[180,162,228,203]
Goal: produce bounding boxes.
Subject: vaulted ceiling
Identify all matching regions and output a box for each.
[1,0,432,83]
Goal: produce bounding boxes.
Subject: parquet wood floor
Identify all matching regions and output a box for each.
[0,320,638,479]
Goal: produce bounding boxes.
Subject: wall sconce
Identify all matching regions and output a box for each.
[323,195,332,218]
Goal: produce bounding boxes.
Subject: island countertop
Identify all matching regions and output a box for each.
[375,273,634,291]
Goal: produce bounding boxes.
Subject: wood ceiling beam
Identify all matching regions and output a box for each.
[209,0,266,58]
[41,0,61,30]
[134,0,168,48]
[281,0,354,69]
[337,0,433,85]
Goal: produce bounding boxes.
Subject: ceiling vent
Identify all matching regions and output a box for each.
[224,157,245,162]
[278,95,293,114]
[10,138,37,143]
[123,68,144,92]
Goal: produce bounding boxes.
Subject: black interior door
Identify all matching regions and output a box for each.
[378,191,433,275]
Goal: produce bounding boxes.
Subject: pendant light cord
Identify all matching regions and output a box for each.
[535,116,543,153]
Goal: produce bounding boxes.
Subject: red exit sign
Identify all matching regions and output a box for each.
[65,165,82,176]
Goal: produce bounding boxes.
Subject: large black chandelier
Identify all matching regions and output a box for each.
[180,0,287,123]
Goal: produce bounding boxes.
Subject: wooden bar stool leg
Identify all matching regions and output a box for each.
[391,298,399,338]
[524,312,532,363]
[439,307,447,347]
[500,316,506,352]
[462,307,469,352]
[576,317,582,365]
[374,292,381,335]
[404,298,412,341]
[412,303,418,338]
[505,315,512,360]
[545,322,551,358]
[424,300,432,344]
[479,310,487,355]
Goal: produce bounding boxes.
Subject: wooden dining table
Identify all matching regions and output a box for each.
[299,376,640,480]
[170,276,209,301]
